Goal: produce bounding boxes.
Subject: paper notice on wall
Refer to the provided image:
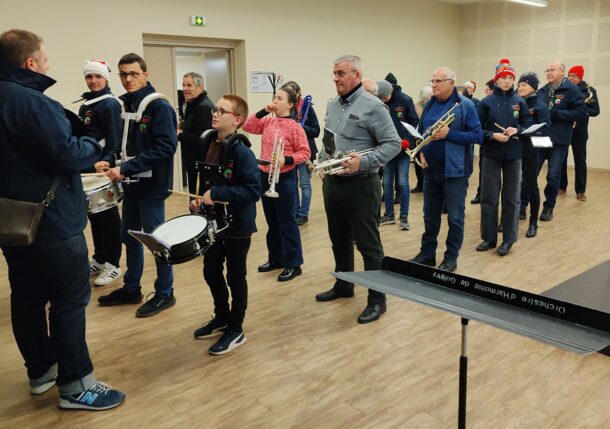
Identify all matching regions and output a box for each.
[251,71,285,93]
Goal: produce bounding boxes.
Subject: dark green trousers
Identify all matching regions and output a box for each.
[322,174,385,304]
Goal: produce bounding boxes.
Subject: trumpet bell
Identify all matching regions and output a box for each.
[264,190,279,198]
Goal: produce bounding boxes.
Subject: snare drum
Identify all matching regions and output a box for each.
[81,175,123,214]
[151,214,213,265]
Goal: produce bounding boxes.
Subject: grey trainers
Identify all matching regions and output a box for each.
[379,214,395,225]
[30,363,58,395]
[399,217,410,231]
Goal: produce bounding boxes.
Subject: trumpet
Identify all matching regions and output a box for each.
[313,149,374,176]
[405,102,459,167]
[264,130,284,198]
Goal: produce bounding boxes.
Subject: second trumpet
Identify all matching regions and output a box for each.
[264,130,284,198]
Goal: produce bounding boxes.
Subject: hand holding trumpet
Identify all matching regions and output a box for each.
[335,151,362,175]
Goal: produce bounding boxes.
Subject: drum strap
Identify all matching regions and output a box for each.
[83,94,123,107]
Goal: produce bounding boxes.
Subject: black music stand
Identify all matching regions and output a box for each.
[332,257,610,429]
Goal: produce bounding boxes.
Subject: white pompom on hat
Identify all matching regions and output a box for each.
[83,60,111,80]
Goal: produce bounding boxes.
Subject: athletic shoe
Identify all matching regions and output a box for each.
[29,363,57,395]
[194,318,228,339]
[135,292,176,318]
[208,331,246,355]
[98,288,143,306]
[379,214,395,225]
[94,263,122,287]
[89,260,104,276]
[58,382,125,411]
[399,217,410,231]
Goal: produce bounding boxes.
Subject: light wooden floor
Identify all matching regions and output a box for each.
[1,164,610,428]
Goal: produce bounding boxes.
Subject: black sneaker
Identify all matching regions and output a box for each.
[296,215,308,226]
[58,382,125,411]
[135,292,176,318]
[98,288,143,306]
[379,214,395,225]
[194,318,228,339]
[411,186,423,193]
[539,209,553,221]
[209,330,246,355]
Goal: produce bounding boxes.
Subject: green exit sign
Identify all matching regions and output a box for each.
[190,16,207,27]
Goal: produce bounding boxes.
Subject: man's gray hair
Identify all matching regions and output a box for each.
[183,72,204,88]
[438,66,457,82]
[334,54,364,74]
[419,86,433,102]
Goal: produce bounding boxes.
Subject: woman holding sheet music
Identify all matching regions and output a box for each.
[476,59,532,257]
[516,72,550,238]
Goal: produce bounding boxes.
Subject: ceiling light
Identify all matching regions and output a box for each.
[507,0,548,7]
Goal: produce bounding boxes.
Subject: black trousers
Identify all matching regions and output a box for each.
[88,205,122,267]
[522,155,540,224]
[322,174,385,305]
[203,237,251,332]
[560,132,588,194]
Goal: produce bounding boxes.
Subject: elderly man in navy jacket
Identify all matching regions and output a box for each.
[99,53,178,318]
[537,61,586,221]
[0,29,124,410]
[409,66,483,272]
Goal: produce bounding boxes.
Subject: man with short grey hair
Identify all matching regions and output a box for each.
[314,54,401,324]
[179,72,214,198]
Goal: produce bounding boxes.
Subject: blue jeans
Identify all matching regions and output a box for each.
[537,145,569,211]
[383,156,410,218]
[420,172,468,262]
[261,169,304,267]
[294,162,312,217]
[2,233,94,387]
[121,195,174,296]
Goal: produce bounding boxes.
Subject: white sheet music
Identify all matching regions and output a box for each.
[401,122,422,139]
[521,123,547,135]
[531,136,553,148]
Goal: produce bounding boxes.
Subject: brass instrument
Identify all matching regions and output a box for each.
[584,83,594,104]
[405,102,459,167]
[313,149,374,176]
[264,130,284,198]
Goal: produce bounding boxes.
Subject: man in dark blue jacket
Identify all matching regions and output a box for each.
[99,53,178,318]
[560,65,600,201]
[537,60,587,221]
[409,66,483,272]
[0,29,124,410]
[78,59,124,286]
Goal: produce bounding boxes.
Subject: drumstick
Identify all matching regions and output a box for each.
[168,189,228,205]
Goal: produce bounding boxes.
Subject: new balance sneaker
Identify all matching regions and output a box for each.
[194,318,228,339]
[89,260,104,277]
[399,217,410,231]
[58,382,125,411]
[208,330,246,355]
[135,292,176,318]
[94,263,122,287]
[29,363,57,395]
[379,214,395,225]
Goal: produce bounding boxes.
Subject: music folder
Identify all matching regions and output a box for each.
[128,230,172,255]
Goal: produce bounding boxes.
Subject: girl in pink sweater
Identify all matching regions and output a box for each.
[243,87,310,282]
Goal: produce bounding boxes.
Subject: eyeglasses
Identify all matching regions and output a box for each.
[118,71,140,79]
[428,79,453,85]
[212,107,240,117]
[332,70,356,79]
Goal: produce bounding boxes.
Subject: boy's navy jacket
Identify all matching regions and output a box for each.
[419,89,483,177]
[477,86,532,160]
[0,62,102,242]
[522,92,551,158]
[573,81,600,136]
[119,83,178,198]
[538,77,587,146]
[199,130,260,237]
[387,84,419,158]
[78,86,122,166]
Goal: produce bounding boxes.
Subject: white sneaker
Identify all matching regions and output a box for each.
[94,263,122,286]
[89,260,104,276]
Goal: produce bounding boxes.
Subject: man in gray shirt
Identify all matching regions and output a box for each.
[315,54,400,324]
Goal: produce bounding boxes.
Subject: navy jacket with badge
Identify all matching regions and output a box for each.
[573,81,600,136]
[198,130,260,236]
[522,93,551,158]
[119,83,178,198]
[78,86,122,166]
[386,84,418,159]
[477,86,532,160]
[419,89,483,177]
[0,62,102,242]
[538,78,587,146]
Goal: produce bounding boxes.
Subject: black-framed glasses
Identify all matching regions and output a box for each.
[428,79,452,85]
[118,71,140,79]
[212,107,240,117]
